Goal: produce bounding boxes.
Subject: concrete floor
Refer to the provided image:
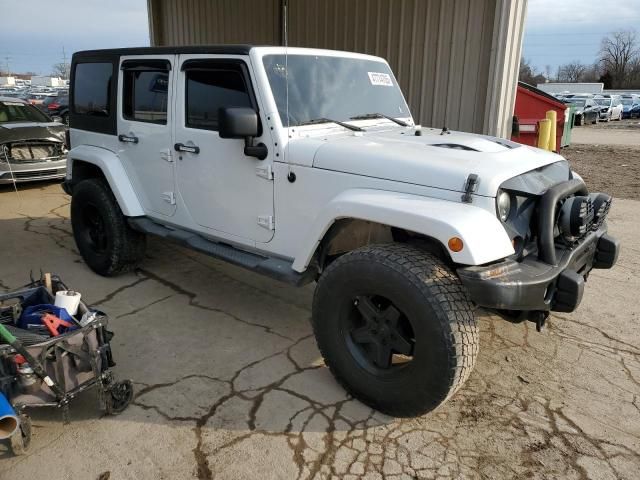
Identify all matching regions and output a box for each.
[0,182,639,480]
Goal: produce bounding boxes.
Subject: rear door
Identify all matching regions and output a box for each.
[117,55,176,217]
[173,55,274,243]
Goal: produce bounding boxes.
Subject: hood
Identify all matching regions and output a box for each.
[308,127,567,197]
[0,122,66,143]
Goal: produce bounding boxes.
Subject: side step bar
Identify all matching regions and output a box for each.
[128,217,315,287]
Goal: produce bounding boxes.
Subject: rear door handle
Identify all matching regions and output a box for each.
[118,134,139,144]
[174,143,200,154]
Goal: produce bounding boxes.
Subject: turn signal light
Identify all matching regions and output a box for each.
[448,237,464,252]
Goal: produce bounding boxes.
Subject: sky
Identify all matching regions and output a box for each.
[1,0,639,76]
[523,0,640,74]
[0,0,149,75]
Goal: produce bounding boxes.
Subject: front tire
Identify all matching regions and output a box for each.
[71,178,146,276]
[312,244,478,417]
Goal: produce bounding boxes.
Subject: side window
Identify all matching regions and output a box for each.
[185,67,252,131]
[73,62,112,116]
[123,69,169,124]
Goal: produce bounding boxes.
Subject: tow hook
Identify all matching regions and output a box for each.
[528,311,549,332]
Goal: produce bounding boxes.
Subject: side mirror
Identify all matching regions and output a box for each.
[218,107,259,138]
[218,107,267,160]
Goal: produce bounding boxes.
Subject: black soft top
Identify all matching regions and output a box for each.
[72,45,254,59]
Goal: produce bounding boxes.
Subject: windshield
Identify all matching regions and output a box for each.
[262,54,410,127]
[0,100,51,123]
[622,98,634,105]
[567,99,586,106]
[594,98,611,106]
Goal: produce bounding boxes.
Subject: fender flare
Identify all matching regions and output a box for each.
[67,145,144,217]
[291,189,514,271]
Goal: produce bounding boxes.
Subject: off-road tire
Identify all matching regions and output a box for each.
[71,178,146,276]
[312,243,478,417]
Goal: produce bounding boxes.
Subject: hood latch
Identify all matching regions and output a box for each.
[461,174,479,203]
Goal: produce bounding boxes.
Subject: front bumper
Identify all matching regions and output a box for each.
[458,178,620,313]
[0,158,66,184]
[458,228,619,312]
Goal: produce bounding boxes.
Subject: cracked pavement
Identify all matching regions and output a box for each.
[0,182,639,480]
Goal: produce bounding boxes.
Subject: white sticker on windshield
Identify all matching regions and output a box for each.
[368,72,393,87]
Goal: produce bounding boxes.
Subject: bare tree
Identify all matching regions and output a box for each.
[557,61,588,82]
[599,29,639,88]
[519,57,548,85]
[51,62,70,79]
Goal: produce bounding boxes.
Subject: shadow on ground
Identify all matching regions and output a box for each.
[0,183,639,479]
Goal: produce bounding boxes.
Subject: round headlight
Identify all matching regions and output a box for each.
[497,191,511,222]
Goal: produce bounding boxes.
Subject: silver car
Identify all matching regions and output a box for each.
[0,96,67,184]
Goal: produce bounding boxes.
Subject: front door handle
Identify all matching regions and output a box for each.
[118,134,139,144]
[174,143,200,154]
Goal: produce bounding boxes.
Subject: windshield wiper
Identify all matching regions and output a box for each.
[298,117,364,132]
[349,113,408,127]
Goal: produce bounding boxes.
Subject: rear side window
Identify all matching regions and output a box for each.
[73,62,112,116]
[123,69,169,124]
[185,67,252,131]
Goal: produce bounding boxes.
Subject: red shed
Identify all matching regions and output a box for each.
[511,82,567,152]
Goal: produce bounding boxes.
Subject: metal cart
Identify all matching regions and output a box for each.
[0,275,132,455]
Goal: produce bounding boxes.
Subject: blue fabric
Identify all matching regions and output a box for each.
[18,304,77,333]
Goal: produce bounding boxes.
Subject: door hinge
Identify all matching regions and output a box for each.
[160,149,173,163]
[256,164,273,180]
[257,215,275,230]
[161,191,176,205]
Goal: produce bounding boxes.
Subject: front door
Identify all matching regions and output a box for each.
[174,55,274,243]
[117,55,176,217]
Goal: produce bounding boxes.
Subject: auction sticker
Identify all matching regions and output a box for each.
[368,72,393,86]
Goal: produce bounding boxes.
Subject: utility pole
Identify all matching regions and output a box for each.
[3,56,10,76]
[61,46,69,79]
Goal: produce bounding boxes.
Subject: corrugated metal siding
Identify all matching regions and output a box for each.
[149,0,280,45]
[147,0,526,136]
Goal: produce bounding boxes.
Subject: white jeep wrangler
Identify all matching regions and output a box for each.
[63,46,620,417]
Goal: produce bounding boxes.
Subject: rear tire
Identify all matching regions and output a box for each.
[71,178,146,276]
[312,243,478,417]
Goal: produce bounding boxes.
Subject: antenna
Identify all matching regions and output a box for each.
[283,0,293,177]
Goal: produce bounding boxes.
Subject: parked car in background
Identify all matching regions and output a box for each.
[45,95,69,125]
[564,97,599,125]
[593,95,623,121]
[621,95,640,119]
[24,93,53,106]
[0,96,67,184]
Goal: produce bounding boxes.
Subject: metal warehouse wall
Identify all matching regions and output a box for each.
[147,0,527,137]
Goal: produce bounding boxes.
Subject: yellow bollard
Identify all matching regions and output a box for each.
[537,118,551,150]
[546,110,557,152]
